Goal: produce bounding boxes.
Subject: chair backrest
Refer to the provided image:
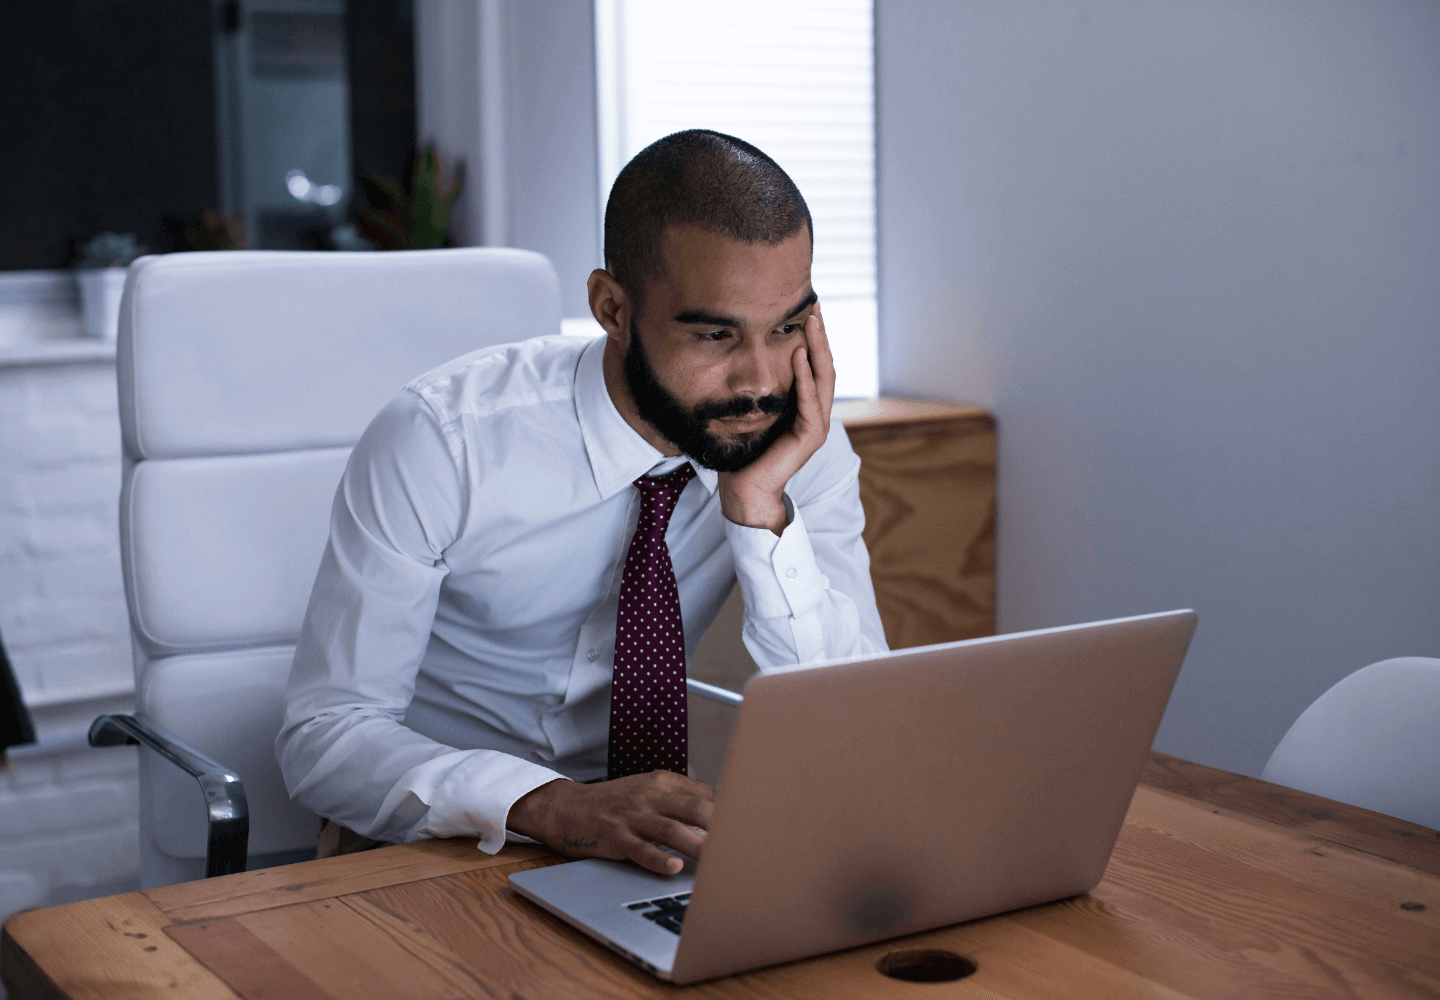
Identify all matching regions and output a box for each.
[1261,656,1440,830]
[119,249,562,886]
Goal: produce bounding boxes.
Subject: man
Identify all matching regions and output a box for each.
[277,130,887,876]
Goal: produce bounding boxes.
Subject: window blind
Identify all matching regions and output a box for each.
[596,0,878,398]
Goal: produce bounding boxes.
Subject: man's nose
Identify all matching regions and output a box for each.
[727,336,789,399]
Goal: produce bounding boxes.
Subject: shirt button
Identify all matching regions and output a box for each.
[587,648,599,661]
[785,567,799,580]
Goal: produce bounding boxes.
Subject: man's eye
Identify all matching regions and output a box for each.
[700,330,729,342]
[779,323,802,335]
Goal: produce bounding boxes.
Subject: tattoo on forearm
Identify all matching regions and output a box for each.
[563,835,599,849]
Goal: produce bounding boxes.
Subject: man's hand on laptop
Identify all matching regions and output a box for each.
[507,772,715,875]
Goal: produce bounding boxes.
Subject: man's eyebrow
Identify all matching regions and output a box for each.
[673,290,818,328]
[781,290,819,322]
[673,307,743,327]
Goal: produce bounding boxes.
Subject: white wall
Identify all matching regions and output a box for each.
[416,0,601,317]
[876,1,1440,776]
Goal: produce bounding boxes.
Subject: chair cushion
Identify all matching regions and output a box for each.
[122,449,351,655]
[138,645,316,857]
[117,248,562,460]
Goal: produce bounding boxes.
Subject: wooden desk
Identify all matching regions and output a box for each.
[5,753,1436,999]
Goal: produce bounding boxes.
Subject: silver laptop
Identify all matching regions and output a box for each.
[509,609,1197,984]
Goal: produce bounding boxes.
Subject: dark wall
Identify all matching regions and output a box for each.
[0,2,219,269]
[346,0,415,196]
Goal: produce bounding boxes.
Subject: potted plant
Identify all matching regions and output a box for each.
[185,210,245,252]
[356,146,463,250]
[74,232,149,341]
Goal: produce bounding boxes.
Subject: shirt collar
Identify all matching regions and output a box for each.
[573,335,720,500]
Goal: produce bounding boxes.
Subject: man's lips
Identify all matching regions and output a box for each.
[714,413,773,433]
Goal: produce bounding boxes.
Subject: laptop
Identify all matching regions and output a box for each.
[509,608,1197,984]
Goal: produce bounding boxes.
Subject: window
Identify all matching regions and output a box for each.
[594,0,877,398]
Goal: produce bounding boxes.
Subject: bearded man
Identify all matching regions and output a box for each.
[277,130,887,874]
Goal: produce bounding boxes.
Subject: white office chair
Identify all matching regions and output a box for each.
[1261,656,1440,830]
[89,248,562,888]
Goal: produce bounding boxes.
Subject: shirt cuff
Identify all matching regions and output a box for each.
[423,751,569,855]
[726,497,828,620]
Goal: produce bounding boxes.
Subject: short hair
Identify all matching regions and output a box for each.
[604,130,812,318]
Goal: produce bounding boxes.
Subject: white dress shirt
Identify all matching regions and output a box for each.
[276,334,887,851]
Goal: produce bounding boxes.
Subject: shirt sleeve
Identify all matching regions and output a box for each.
[275,390,564,852]
[724,420,888,668]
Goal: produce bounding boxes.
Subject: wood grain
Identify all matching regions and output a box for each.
[2,889,236,1000]
[146,838,549,923]
[833,398,990,426]
[164,919,325,1000]
[148,779,1440,1000]
[1127,786,1439,923]
[843,403,996,649]
[1016,804,1440,998]
[1142,752,1440,875]
[8,762,1439,999]
[177,859,1204,1000]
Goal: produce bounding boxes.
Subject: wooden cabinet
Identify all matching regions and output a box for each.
[689,398,996,783]
[836,398,995,649]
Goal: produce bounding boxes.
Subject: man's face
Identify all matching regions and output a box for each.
[622,224,816,472]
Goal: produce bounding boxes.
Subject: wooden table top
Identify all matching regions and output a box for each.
[833,396,992,428]
[4,753,1437,999]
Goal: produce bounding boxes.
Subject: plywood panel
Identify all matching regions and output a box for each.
[840,400,996,650]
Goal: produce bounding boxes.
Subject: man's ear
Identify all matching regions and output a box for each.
[587,269,631,346]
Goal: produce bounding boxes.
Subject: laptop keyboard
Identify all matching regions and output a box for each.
[626,892,690,935]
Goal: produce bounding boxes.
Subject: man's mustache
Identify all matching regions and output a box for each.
[692,388,795,423]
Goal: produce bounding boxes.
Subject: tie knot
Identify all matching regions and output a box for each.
[632,463,694,527]
[634,462,695,496]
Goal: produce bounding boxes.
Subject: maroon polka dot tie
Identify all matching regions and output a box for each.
[607,463,696,780]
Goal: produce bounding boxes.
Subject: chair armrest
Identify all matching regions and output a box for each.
[686,678,744,707]
[89,713,250,878]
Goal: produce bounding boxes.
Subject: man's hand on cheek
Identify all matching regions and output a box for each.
[718,306,836,536]
[507,772,715,876]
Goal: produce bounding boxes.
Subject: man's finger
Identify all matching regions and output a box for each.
[653,771,714,799]
[624,837,685,876]
[792,343,821,434]
[636,770,715,805]
[635,814,707,858]
[654,792,715,831]
[805,310,836,415]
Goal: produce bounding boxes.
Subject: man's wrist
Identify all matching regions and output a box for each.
[720,490,788,535]
[505,777,570,841]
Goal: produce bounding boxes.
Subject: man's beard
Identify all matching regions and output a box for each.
[623,321,797,473]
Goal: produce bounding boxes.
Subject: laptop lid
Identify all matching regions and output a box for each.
[668,609,1196,983]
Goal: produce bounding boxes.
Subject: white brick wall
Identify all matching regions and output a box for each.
[0,743,140,914]
[1,285,143,950]
[0,360,133,703]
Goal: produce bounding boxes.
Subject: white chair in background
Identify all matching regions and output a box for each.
[89,248,562,887]
[1261,656,1440,830]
